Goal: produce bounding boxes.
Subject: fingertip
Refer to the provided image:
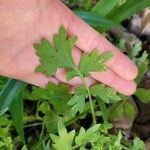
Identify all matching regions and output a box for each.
[130,64,138,80]
[108,52,138,80]
[121,80,137,96]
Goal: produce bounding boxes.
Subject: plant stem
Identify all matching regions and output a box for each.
[72,144,81,150]
[39,123,45,140]
[97,97,108,123]
[74,67,96,125]
[24,122,43,128]
[84,78,96,125]
[121,145,130,150]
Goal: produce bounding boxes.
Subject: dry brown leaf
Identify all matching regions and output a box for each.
[141,8,150,35]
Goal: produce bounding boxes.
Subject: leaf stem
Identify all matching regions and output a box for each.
[84,78,96,125]
[72,144,81,150]
[74,67,96,125]
[39,123,45,140]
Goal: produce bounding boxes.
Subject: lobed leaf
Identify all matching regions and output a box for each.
[68,86,88,115]
[50,121,75,150]
[34,26,77,77]
[91,84,121,103]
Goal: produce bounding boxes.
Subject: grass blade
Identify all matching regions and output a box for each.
[10,91,25,144]
[91,0,119,16]
[75,10,122,31]
[107,0,150,23]
[0,79,26,115]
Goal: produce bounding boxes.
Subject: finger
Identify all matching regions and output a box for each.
[65,10,138,80]
[91,71,136,96]
[56,67,136,96]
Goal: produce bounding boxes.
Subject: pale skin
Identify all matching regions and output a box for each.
[0,0,138,95]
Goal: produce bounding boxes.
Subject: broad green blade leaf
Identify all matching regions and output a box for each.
[91,0,119,16]
[75,11,121,31]
[0,76,8,91]
[10,92,25,144]
[135,88,150,103]
[0,79,26,114]
[107,0,150,23]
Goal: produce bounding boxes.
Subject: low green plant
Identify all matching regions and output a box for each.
[0,0,150,149]
[29,26,144,150]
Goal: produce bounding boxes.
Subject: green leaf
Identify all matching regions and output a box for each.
[0,116,10,126]
[0,79,26,115]
[112,131,122,149]
[34,26,77,77]
[97,97,109,123]
[135,51,149,84]
[75,124,100,147]
[45,111,60,133]
[67,50,112,80]
[0,142,5,148]
[132,137,145,150]
[91,0,119,16]
[0,76,8,91]
[1,137,13,150]
[91,84,121,103]
[135,88,150,103]
[79,50,112,77]
[107,0,150,23]
[38,101,50,114]
[10,92,25,144]
[75,11,121,31]
[99,123,113,134]
[130,41,142,57]
[83,0,92,11]
[116,38,126,52]
[50,121,75,150]
[25,84,71,114]
[66,69,79,81]
[108,100,137,120]
[68,86,88,115]
[21,145,28,150]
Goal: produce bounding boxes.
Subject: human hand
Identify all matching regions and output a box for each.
[0,0,138,95]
